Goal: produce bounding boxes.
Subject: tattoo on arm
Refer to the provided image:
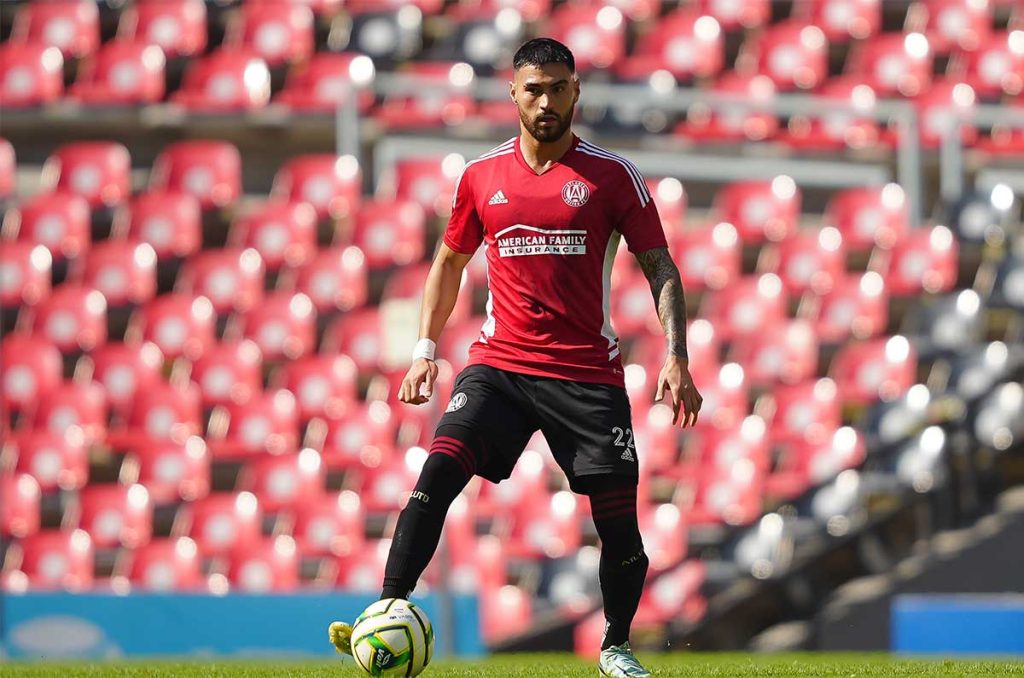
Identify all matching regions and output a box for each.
[635,247,688,358]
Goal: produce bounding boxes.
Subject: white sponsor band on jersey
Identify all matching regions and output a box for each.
[495,224,588,258]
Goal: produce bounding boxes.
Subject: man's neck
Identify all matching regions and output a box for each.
[519,129,574,174]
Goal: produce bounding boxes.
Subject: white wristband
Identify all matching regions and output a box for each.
[412,338,436,361]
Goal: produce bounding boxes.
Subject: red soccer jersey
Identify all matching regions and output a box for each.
[443,134,668,387]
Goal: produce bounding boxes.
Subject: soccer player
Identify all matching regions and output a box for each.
[331,38,702,677]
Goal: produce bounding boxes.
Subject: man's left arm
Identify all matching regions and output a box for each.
[635,247,702,427]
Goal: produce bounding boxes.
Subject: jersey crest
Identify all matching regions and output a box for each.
[561,180,590,207]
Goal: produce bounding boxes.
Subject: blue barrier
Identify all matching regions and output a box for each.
[1,591,483,659]
[892,594,1024,655]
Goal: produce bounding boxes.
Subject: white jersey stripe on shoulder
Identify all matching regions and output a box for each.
[480,137,516,158]
[578,141,651,204]
[451,148,515,209]
[576,145,648,207]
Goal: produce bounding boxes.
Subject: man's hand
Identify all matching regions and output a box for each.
[399,358,439,405]
[655,356,702,427]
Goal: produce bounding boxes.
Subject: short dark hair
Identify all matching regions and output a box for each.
[513,38,575,74]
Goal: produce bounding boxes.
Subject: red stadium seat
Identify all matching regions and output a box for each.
[0,137,13,200]
[29,284,107,353]
[357,454,421,514]
[239,292,315,362]
[115,191,202,261]
[373,62,477,129]
[237,449,325,513]
[0,44,65,108]
[150,141,243,211]
[438,317,487,373]
[189,339,262,408]
[89,341,165,417]
[809,271,889,342]
[227,535,299,592]
[133,436,210,504]
[845,32,933,97]
[690,363,750,431]
[671,222,741,292]
[880,224,959,295]
[323,308,383,373]
[381,262,472,326]
[508,490,582,559]
[675,72,779,143]
[751,21,829,91]
[30,380,107,446]
[713,177,801,244]
[387,155,464,217]
[829,335,917,405]
[770,226,845,296]
[701,273,787,342]
[79,241,158,306]
[7,529,94,591]
[634,560,706,626]
[78,483,153,549]
[183,491,262,558]
[226,3,314,67]
[627,319,721,388]
[630,403,683,472]
[800,0,881,42]
[0,473,42,539]
[1,334,62,416]
[316,400,397,470]
[271,154,362,222]
[293,246,368,314]
[684,462,765,527]
[292,490,364,558]
[10,0,100,59]
[918,0,992,54]
[275,52,376,113]
[128,537,205,591]
[335,538,389,592]
[108,380,203,447]
[824,184,909,252]
[179,249,264,315]
[673,415,770,482]
[959,30,1024,99]
[118,0,208,58]
[42,142,132,211]
[612,268,660,338]
[171,50,272,112]
[7,193,91,263]
[136,293,216,361]
[767,426,866,499]
[481,585,532,643]
[69,43,166,106]
[0,242,52,309]
[475,448,550,519]
[8,428,89,492]
[696,0,770,31]
[780,77,885,151]
[638,503,688,572]
[448,0,551,23]
[729,319,819,388]
[346,0,443,14]
[914,79,977,149]
[274,355,358,422]
[351,200,427,268]
[547,4,627,73]
[762,377,842,447]
[646,178,687,236]
[230,200,318,272]
[207,389,300,459]
[615,10,724,82]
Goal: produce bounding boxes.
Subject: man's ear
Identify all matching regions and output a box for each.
[509,81,516,103]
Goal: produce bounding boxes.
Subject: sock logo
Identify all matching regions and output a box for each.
[620,549,645,567]
[410,490,430,503]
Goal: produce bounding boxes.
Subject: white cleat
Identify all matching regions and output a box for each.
[598,642,651,677]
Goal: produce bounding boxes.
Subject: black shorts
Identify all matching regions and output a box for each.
[434,364,639,492]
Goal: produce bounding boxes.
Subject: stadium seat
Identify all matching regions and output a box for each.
[239,292,315,362]
[614,9,724,83]
[696,0,771,31]
[117,0,208,59]
[690,363,750,431]
[628,318,722,387]
[227,535,300,592]
[683,461,765,527]
[271,154,362,222]
[508,490,582,559]
[350,200,427,269]
[30,380,108,445]
[427,7,525,74]
[634,560,706,625]
[226,3,314,67]
[335,538,389,592]
[701,273,787,342]
[645,178,687,237]
[178,248,265,315]
[133,436,211,504]
[481,585,533,642]
[69,43,166,106]
[751,21,829,91]
[189,340,263,408]
[207,389,300,458]
[29,284,107,353]
[171,50,272,112]
[829,335,918,405]
[89,341,166,417]
[675,72,779,143]
[612,268,661,338]
[914,79,977,149]
[107,380,203,448]
[0,473,42,539]
[729,319,819,388]
[438,317,487,373]
[0,137,13,200]
[291,490,365,558]
[991,248,1024,310]
[672,415,770,483]
[845,32,933,97]
[78,483,153,549]
[808,271,889,343]
[799,0,881,42]
[357,453,421,514]
[713,177,801,244]
[6,192,92,263]
[767,426,866,499]
[275,52,377,113]
[347,0,443,14]
[904,289,984,356]
[0,242,52,309]
[761,377,842,447]
[547,4,627,73]
[476,449,550,519]
[671,222,741,292]
[136,293,216,361]
[780,77,885,151]
[150,140,243,211]
[863,383,934,447]
[237,449,325,513]
[183,491,262,558]
[8,428,89,492]
[274,355,358,422]
[6,529,94,591]
[0,44,65,108]
[386,156,464,218]
[323,308,383,373]
[79,241,158,306]
[315,400,397,470]
[638,503,688,572]
[9,0,100,59]
[916,0,992,54]
[0,334,62,416]
[373,62,477,129]
[823,184,909,253]
[381,262,473,327]
[342,10,423,69]
[115,191,202,261]
[229,200,318,272]
[770,226,845,296]
[42,142,132,211]
[959,30,1024,99]
[292,246,368,314]
[448,0,551,23]
[879,225,959,295]
[128,536,205,591]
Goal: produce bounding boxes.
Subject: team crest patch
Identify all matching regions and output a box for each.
[562,180,590,207]
[446,392,467,413]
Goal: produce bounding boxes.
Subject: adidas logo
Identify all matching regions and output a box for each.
[620,448,635,462]
[488,190,509,205]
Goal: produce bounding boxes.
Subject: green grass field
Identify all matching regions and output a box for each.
[2,654,1022,677]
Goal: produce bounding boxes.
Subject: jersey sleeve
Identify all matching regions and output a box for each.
[442,168,484,255]
[616,172,669,254]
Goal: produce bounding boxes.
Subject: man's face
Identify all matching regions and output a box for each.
[511,63,579,143]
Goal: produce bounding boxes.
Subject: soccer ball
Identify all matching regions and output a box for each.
[350,598,434,676]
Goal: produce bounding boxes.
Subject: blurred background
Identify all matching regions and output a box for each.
[1,0,1023,662]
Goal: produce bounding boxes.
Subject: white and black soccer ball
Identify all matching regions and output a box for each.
[350,598,434,677]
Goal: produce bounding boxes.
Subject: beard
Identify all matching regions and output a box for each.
[521,104,574,143]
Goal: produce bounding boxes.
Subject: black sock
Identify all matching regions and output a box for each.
[380,438,473,600]
[588,481,648,650]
